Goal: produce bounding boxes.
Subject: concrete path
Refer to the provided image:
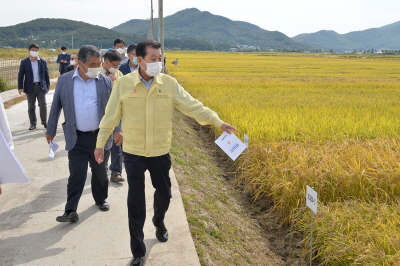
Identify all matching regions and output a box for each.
[0,84,200,266]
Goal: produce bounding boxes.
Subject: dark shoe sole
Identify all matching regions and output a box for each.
[156,235,168,242]
[56,217,79,223]
[130,257,144,266]
[110,178,125,183]
[96,202,110,211]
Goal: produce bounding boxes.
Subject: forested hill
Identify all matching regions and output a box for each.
[292,21,400,52]
[112,8,308,50]
[0,18,146,49]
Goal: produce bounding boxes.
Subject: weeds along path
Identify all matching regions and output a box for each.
[170,110,302,266]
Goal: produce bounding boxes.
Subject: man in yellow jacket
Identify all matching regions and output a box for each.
[94,40,237,266]
[100,49,125,183]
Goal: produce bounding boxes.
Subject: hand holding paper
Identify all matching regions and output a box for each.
[48,140,59,161]
[219,123,238,134]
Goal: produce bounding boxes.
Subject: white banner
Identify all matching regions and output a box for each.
[0,131,29,184]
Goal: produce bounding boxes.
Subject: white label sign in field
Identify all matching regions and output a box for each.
[306,186,318,214]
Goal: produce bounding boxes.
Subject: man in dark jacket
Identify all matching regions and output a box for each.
[56,46,70,75]
[119,44,138,75]
[18,43,50,130]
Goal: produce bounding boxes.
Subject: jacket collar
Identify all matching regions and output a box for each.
[134,68,164,87]
[29,56,41,61]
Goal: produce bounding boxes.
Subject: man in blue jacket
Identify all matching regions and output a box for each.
[56,46,70,75]
[119,43,138,75]
[18,43,50,130]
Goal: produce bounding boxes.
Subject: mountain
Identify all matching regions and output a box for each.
[0,18,146,49]
[292,30,355,51]
[293,21,400,52]
[113,8,308,50]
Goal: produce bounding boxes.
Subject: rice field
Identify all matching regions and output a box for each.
[167,51,400,265]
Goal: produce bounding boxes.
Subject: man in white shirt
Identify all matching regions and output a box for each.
[114,38,129,64]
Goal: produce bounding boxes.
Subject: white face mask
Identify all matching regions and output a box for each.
[142,61,163,77]
[30,51,39,57]
[116,48,125,54]
[62,52,66,55]
[70,60,76,65]
[109,67,118,74]
[86,67,100,78]
[81,64,99,79]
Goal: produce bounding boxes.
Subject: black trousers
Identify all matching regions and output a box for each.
[123,152,172,258]
[26,83,47,125]
[65,130,110,212]
[109,141,122,174]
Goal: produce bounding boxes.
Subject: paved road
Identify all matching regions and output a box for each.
[0,84,200,266]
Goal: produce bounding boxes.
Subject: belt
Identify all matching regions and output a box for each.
[77,129,99,134]
[33,82,40,85]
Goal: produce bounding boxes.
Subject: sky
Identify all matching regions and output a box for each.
[1,0,400,37]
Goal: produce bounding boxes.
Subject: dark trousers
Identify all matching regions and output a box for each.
[110,141,122,174]
[26,83,47,125]
[65,130,110,212]
[123,152,172,258]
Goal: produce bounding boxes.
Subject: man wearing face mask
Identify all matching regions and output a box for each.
[56,46,70,75]
[114,38,129,64]
[66,53,78,72]
[46,45,122,223]
[119,43,138,75]
[18,43,50,130]
[94,40,238,266]
[100,50,123,82]
[100,50,125,183]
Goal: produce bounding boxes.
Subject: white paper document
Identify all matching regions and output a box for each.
[48,140,59,161]
[0,131,30,184]
[215,132,247,161]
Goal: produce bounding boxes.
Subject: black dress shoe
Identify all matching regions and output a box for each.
[42,122,47,128]
[28,124,36,130]
[130,257,144,266]
[56,211,79,222]
[156,222,168,242]
[96,201,110,211]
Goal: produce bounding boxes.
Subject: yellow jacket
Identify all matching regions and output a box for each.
[96,70,224,157]
[100,65,124,82]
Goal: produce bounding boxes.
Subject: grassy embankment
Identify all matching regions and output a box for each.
[168,52,400,265]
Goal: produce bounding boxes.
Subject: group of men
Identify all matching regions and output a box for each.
[17,38,237,266]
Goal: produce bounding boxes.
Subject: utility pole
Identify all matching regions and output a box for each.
[148,0,154,39]
[158,0,164,73]
[71,34,74,49]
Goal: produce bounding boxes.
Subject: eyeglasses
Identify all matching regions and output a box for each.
[109,61,121,68]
